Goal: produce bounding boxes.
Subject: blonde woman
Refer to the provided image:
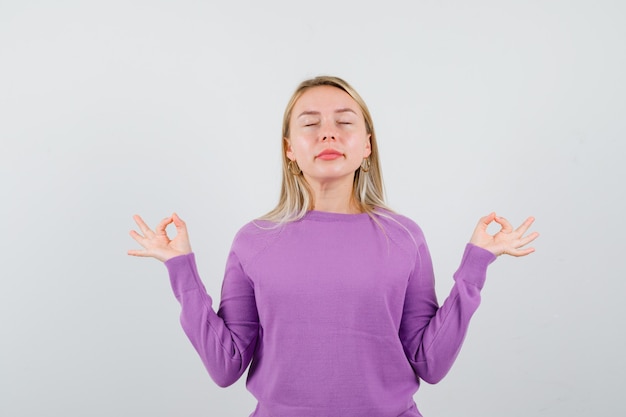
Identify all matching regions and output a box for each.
[128,76,538,417]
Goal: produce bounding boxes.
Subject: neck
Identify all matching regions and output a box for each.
[307,177,360,214]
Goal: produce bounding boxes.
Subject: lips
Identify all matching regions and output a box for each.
[316,149,344,160]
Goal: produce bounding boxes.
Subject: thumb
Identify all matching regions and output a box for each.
[478,212,496,229]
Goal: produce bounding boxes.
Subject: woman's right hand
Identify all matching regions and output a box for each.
[128,213,192,262]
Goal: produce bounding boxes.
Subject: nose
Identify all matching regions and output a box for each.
[321,121,337,141]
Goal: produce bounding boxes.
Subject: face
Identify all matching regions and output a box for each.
[286,86,371,187]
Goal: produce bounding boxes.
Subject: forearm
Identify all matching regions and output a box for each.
[408,244,495,383]
[165,253,256,387]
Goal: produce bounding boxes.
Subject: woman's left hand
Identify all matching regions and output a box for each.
[470,212,539,257]
[128,213,192,262]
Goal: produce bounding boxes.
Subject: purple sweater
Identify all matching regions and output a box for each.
[165,210,496,417]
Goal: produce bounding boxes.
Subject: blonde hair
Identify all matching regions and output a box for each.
[260,76,391,223]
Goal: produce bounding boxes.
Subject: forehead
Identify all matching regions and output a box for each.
[292,85,362,115]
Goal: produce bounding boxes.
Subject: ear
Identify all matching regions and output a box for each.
[363,134,372,158]
[285,137,295,160]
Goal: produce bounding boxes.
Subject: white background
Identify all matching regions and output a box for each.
[1,1,624,416]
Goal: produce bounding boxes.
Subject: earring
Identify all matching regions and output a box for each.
[288,159,302,175]
[360,158,371,172]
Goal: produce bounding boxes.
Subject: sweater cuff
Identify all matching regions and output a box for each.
[453,243,497,289]
[164,253,204,298]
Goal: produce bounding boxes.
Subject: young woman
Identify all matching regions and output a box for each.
[128,76,538,417]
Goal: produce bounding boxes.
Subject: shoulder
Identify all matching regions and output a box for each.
[373,209,428,249]
[229,219,285,265]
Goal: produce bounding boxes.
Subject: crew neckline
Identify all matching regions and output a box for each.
[302,210,371,222]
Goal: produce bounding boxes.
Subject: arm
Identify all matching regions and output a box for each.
[400,214,538,384]
[165,251,258,387]
[128,214,258,387]
[400,242,495,384]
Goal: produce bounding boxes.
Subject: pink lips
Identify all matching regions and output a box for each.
[316,149,343,160]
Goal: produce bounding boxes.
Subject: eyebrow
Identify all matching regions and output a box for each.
[297,108,358,118]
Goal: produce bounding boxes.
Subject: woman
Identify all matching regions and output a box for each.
[128,76,538,417]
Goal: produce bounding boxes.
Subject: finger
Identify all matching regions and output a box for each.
[507,246,536,257]
[129,229,147,245]
[518,231,540,248]
[133,214,153,235]
[155,216,173,236]
[494,215,513,233]
[172,213,187,232]
[514,216,535,236]
[127,248,150,257]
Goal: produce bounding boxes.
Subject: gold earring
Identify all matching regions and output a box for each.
[360,158,371,172]
[288,159,302,175]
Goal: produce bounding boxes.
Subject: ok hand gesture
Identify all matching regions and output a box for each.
[128,213,192,262]
[470,213,539,257]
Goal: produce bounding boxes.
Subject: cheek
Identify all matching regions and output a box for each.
[288,137,312,157]
[348,132,370,150]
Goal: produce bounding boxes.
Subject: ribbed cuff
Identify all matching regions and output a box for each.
[164,253,203,297]
[453,244,497,289]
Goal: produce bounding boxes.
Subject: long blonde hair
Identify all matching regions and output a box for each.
[260,76,390,223]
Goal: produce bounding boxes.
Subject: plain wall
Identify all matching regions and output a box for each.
[1,1,624,416]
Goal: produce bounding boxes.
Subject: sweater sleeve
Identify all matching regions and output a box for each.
[399,242,496,384]
[164,251,259,387]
